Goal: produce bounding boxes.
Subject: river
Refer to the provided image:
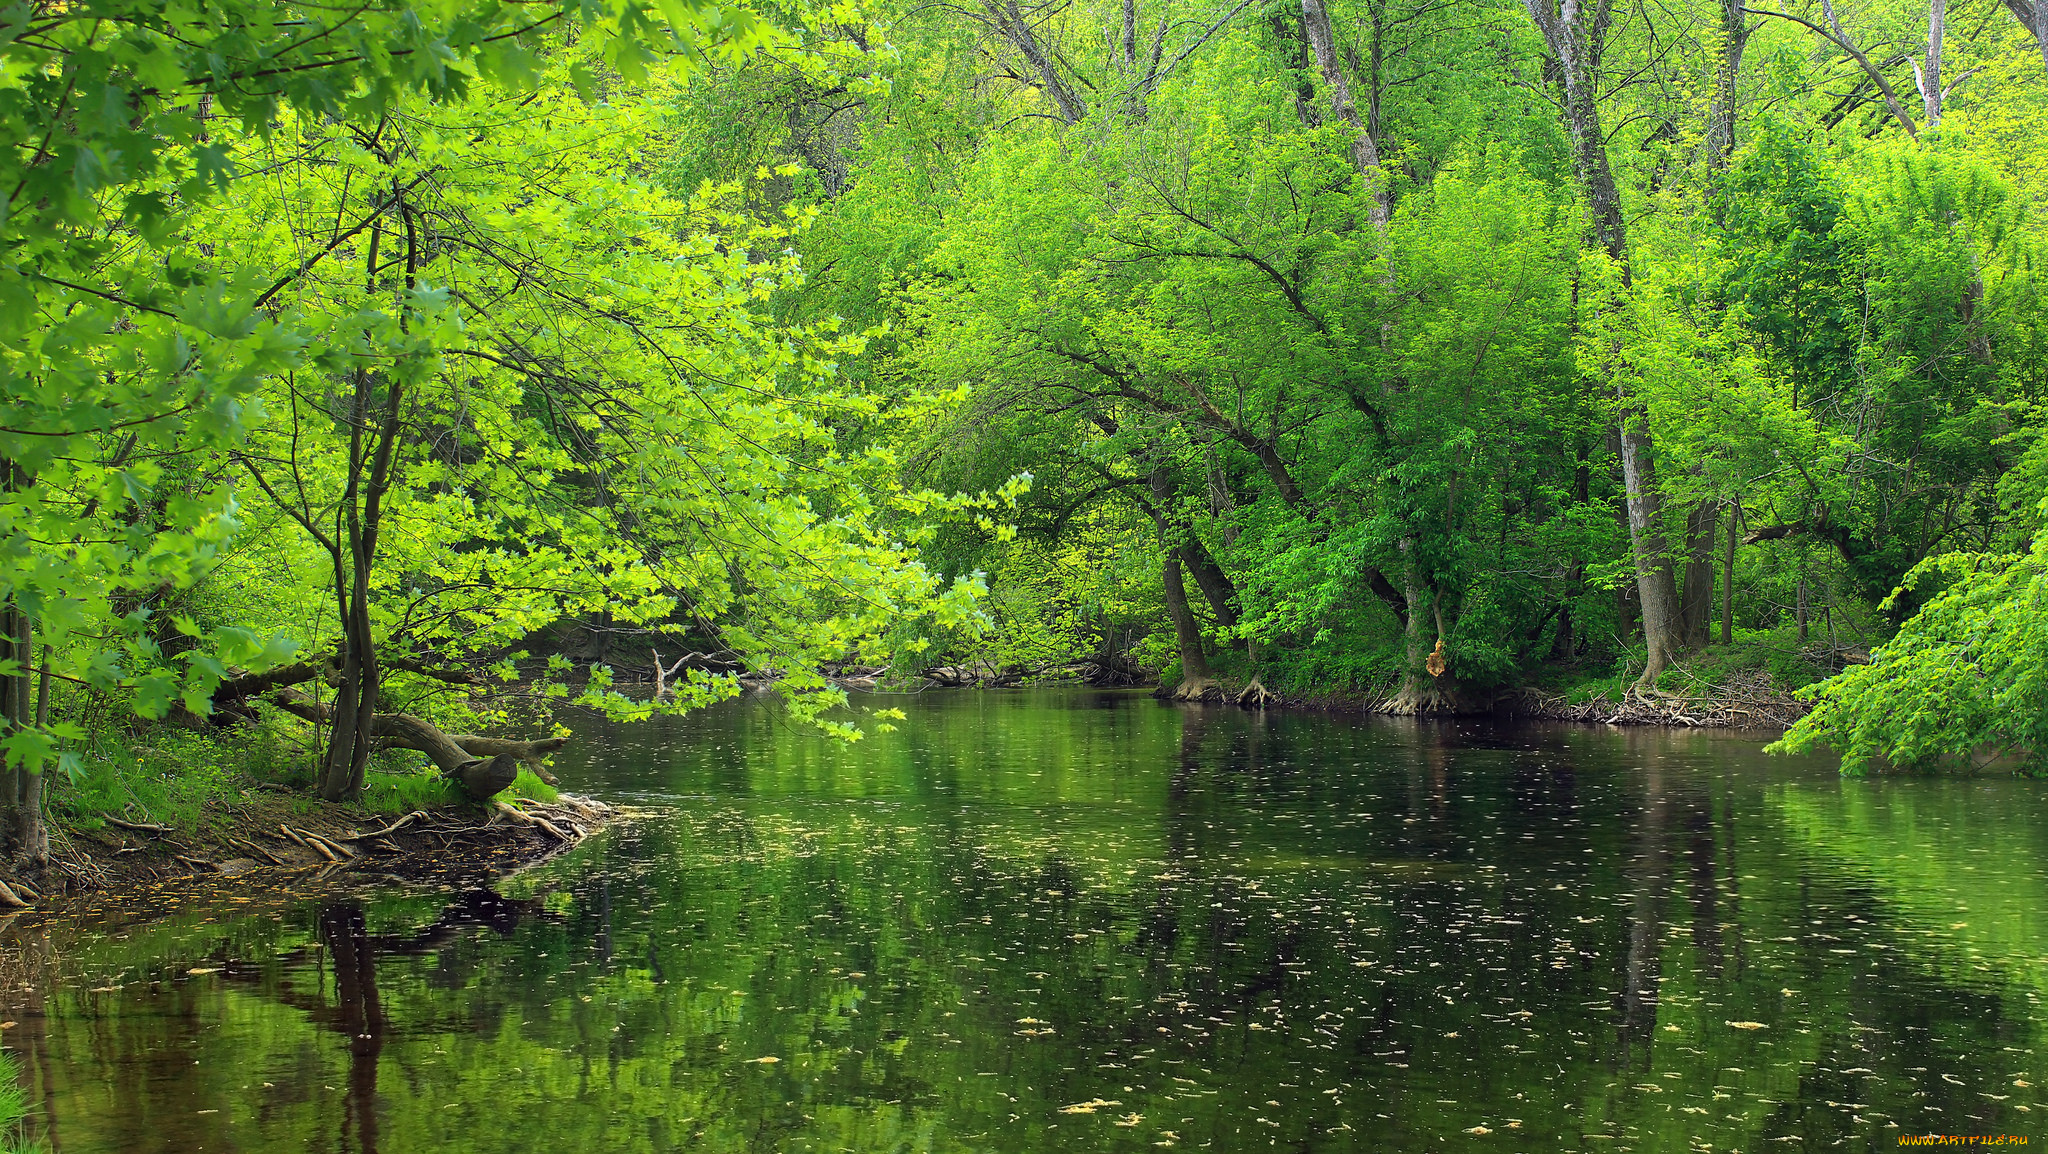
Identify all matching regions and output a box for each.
[2,689,2042,1151]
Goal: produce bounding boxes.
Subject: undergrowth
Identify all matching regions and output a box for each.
[1545,625,1851,704]
[0,1051,37,1153]
[47,712,559,830]
[360,767,558,812]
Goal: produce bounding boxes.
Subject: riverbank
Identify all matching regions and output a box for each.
[1112,634,1833,729]
[1169,671,1812,729]
[6,792,614,912]
[1509,667,1812,728]
[863,628,1842,730]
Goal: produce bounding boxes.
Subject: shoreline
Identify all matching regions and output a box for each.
[1204,686,1808,731]
[7,793,616,916]
[1034,671,1813,731]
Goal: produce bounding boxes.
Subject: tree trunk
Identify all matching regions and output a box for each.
[1525,0,1686,684]
[14,642,47,866]
[0,604,18,858]
[1388,553,1460,714]
[1182,538,1241,629]
[1301,0,1389,231]
[1721,497,1739,645]
[1706,0,1750,170]
[0,598,43,866]
[1916,0,1947,128]
[375,713,520,800]
[1146,464,1224,699]
[322,200,417,801]
[0,455,39,866]
[1621,419,1684,681]
[1679,499,1718,649]
[1527,0,1628,268]
[1160,551,1216,699]
[322,315,378,802]
[1270,10,1324,128]
[276,688,564,800]
[1550,599,1577,662]
[2033,0,2048,75]
[982,0,1088,124]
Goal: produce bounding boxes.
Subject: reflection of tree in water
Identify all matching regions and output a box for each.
[1603,727,1741,1070]
[0,922,64,1151]
[322,904,385,1154]
[275,891,553,1154]
[6,707,2043,1154]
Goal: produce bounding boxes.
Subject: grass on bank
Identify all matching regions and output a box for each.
[0,1052,38,1154]
[49,711,558,834]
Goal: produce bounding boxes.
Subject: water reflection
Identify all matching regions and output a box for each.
[288,893,551,1153]
[1,691,2043,1152]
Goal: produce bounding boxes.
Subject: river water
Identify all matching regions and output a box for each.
[2,689,2043,1152]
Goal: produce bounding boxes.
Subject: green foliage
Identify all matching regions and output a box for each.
[8,0,2048,790]
[54,730,267,832]
[48,723,563,827]
[0,0,805,772]
[359,766,558,812]
[359,770,467,814]
[0,0,1011,799]
[0,1051,30,1154]
[1775,516,2048,774]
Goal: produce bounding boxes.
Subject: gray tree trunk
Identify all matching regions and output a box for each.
[1916,0,1947,127]
[1182,538,1241,629]
[1706,0,1750,168]
[1620,419,1684,680]
[1300,0,1389,231]
[1524,0,1686,684]
[1721,497,1739,644]
[982,0,1088,124]
[1388,550,1460,714]
[1161,552,1215,695]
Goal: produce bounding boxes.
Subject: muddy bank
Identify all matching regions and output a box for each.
[5,793,618,914]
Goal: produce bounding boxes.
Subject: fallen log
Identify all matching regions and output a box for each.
[269,689,558,800]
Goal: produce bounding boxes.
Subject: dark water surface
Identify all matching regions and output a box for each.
[3,690,2044,1152]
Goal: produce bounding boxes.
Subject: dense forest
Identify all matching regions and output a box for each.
[5,0,2048,856]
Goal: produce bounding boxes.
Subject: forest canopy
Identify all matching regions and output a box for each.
[6,0,2048,852]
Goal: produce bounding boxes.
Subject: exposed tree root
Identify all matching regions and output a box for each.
[19,794,625,906]
[1158,677,1224,702]
[1382,675,1471,716]
[1234,679,1279,708]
